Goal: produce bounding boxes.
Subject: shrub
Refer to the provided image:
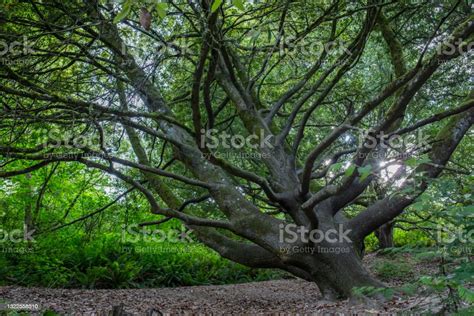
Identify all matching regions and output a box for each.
[0,231,286,289]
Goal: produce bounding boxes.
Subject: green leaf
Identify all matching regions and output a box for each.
[329,162,343,171]
[345,164,356,177]
[113,0,132,24]
[458,286,474,303]
[233,0,245,10]
[156,2,168,19]
[357,165,372,182]
[405,156,431,168]
[405,157,417,168]
[211,0,223,12]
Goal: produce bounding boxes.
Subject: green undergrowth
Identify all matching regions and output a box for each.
[0,231,287,289]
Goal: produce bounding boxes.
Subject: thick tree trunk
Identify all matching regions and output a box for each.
[277,228,384,299]
[307,251,383,299]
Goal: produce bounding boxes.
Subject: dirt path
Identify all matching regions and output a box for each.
[0,279,445,315]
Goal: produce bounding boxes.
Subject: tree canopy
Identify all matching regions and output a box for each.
[0,0,473,299]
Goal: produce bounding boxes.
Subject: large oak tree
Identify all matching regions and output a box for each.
[0,0,472,298]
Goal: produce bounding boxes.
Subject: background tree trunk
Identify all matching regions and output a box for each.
[375,221,395,249]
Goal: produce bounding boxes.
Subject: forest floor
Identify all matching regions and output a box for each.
[0,253,465,315]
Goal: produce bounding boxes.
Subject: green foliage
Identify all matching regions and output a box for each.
[363,233,378,252]
[232,0,245,11]
[211,0,223,13]
[357,165,372,182]
[0,231,285,289]
[404,156,430,168]
[113,0,132,23]
[373,258,414,281]
[344,164,356,177]
[155,3,167,19]
[392,229,433,248]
